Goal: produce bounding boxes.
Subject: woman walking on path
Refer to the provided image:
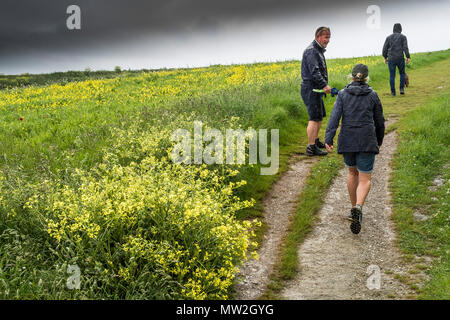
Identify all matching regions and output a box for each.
[324,64,385,234]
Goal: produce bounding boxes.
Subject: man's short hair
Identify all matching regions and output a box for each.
[315,26,331,37]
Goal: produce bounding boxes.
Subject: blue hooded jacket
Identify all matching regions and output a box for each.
[325,82,385,154]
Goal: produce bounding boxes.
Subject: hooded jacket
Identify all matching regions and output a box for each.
[382,23,410,62]
[301,40,328,89]
[325,82,385,154]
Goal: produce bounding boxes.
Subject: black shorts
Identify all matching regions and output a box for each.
[301,84,326,121]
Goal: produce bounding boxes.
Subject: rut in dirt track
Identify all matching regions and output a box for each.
[234,157,318,300]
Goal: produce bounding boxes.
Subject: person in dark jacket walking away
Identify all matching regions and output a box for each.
[382,23,410,96]
[301,26,331,156]
[324,64,385,234]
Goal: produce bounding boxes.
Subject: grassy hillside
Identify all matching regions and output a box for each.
[0,49,449,299]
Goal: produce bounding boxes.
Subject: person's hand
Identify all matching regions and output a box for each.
[325,143,333,152]
[323,85,331,94]
[384,59,388,64]
[406,58,411,64]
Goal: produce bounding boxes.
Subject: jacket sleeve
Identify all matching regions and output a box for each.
[382,37,389,59]
[403,35,410,59]
[325,93,344,146]
[305,51,328,89]
[372,93,385,146]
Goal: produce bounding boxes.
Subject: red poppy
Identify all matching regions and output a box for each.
[19,117,23,121]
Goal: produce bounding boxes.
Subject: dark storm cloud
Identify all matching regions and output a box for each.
[0,0,311,58]
[0,0,432,74]
[0,0,417,53]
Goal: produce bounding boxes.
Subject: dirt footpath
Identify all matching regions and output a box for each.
[281,131,415,299]
[235,157,318,300]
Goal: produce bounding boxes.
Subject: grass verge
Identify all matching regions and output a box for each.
[390,91,449,299]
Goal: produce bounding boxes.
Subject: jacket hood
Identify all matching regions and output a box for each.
[393,23,402,33]
[345,82,373,96]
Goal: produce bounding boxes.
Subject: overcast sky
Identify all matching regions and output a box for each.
[1,0,449,75]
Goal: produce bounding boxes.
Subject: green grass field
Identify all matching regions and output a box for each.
[0,49,449,299]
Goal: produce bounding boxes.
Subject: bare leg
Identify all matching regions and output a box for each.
[347,168,359,207]
[307,121,320,145]
[316,121,322,141]
[356,172,371,207]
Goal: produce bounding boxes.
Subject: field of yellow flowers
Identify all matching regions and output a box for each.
[0,50,448,299]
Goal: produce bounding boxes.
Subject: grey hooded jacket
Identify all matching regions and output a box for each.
[325,82,385,154]
[382,23,410,62]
